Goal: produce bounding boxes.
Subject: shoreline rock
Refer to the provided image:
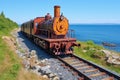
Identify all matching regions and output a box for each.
[102,42,116,47]
[102,50,120,65]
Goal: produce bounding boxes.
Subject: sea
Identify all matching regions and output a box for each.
[70,24,120,52]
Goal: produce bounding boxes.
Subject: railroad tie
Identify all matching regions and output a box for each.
[88,72,106,78]
[70,61,83,65]
[73,63,86,67]
[64,59,80,63]
[63,57,74,60]
[83,69,98,73]
[69,61,80,65]
[64,58,75,61]
[101,77,114,80]
[77,66,92,70]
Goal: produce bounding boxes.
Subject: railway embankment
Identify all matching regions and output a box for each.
[74,41,120,74]
[1,35,48,80]
[0,12,48,80]
[13,29,60,80]
[0,12,20,80]
[13,29,80,80]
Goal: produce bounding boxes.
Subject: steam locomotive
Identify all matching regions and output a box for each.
[21,6,80,55]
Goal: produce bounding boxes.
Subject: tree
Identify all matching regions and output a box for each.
[1,11,5,17]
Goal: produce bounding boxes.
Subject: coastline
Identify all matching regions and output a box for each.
[74,40,120,74]
[70,24,120,52]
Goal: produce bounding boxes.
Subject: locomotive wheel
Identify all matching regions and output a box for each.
[55,44,60,50]
[34,38,36,44]
[34,38,39,45]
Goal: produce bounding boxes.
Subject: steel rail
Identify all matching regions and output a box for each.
[56,54,120,80]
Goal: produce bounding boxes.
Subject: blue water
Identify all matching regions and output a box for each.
[70,24,120,52]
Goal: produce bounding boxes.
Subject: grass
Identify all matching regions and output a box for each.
[0,30,21,80]
[0,38,21,80]
[74,40,120,74]
[0,12,21,80]
[0,12,46,80]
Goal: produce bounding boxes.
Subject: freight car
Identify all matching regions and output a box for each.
[21,6,80,55]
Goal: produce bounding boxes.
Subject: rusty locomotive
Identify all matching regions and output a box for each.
[21,6,80,55]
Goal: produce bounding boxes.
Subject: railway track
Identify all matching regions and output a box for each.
[57,54,120,80]
[23,31,120,80]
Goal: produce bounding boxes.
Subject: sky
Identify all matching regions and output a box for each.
[0,0,120,24]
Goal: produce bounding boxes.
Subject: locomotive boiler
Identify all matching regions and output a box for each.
[21,6,80,55]
[38,6,68,36]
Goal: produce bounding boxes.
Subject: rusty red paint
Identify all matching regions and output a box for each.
[21,5,80,55]
[34,17,45,34]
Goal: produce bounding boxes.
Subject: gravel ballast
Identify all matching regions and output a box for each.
[12,30,79,80]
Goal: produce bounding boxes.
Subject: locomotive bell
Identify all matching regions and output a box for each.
[60,13,64,21]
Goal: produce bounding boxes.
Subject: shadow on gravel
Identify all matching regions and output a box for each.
[17,31,54,60]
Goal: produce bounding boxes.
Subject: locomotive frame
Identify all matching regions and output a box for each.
[21,6,80,55]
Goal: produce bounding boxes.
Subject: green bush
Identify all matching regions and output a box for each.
[9,64,20,78]
[0,11,20,80]
[84,46,90,50]
[0,12,18,35]
[94,45,104,50]
[0,11,5,17]
[91,51,105,59]
[86,40,94,45]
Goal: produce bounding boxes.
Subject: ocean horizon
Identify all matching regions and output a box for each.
[70,24,120,52]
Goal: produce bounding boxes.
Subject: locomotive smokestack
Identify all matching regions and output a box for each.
[54,6,60,17]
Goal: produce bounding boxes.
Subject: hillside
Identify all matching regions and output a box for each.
[0,12,46,80]
[0,12,20,80]
[0,12,18,35]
